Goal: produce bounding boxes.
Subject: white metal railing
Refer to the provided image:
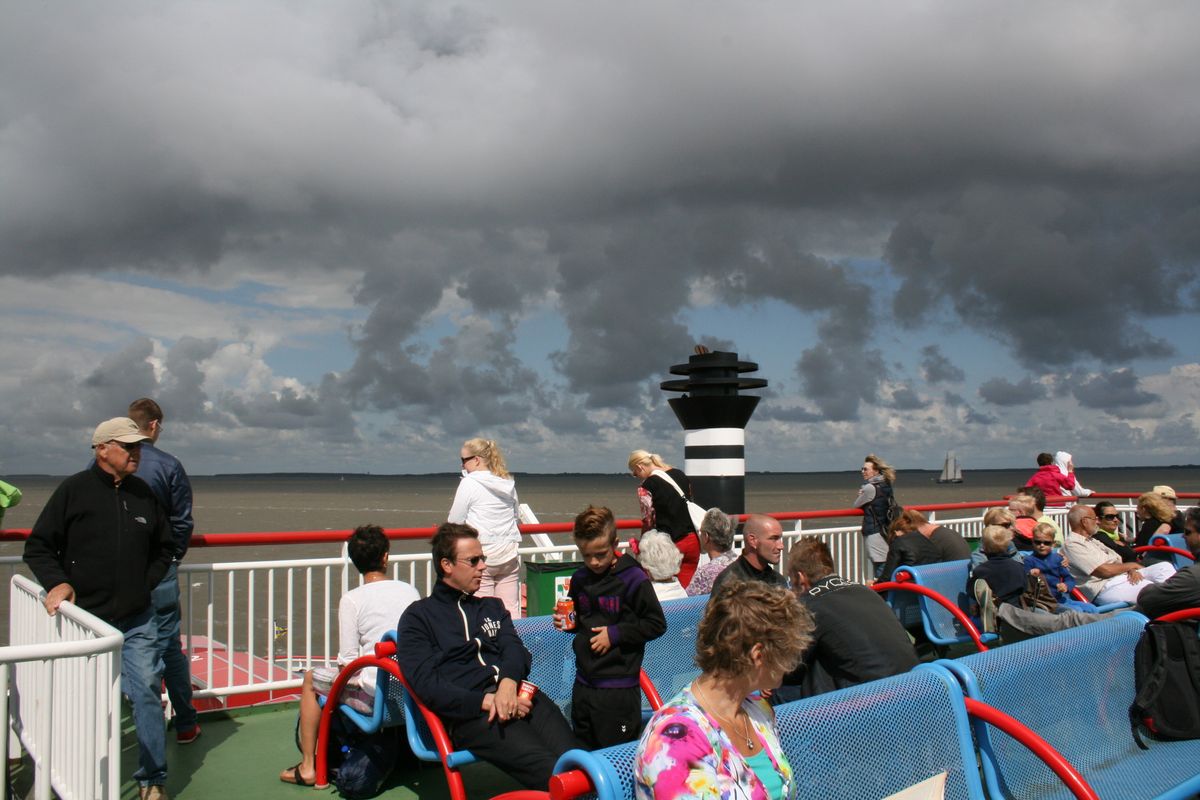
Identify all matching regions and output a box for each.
[786,506,1073,584]
[2,575,123,800]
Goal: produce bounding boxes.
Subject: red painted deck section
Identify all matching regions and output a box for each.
[184,635,301,708]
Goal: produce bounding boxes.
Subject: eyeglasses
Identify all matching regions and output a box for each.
[1032,539,1055,546]
[1101,514,1120,520]
[456,555,487,567]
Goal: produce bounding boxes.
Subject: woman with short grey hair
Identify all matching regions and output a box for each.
[686,508,740,597]
[638,530,688,602]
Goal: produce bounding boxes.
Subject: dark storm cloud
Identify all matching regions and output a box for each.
[4,2,1200,469]
[1071,368,1161,411]
[978,376,1048,406]
[887,185,1192,369]
[920,346,965,384]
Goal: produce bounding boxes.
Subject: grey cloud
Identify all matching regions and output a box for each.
[887,185,1188,369]
[887,385,927,411]
[978,376,1048,406]
[222,375,356,434]
[758,405,824,423]
[158,337,219,422]
[795,344,887,421]
[964,406,998,425]
[920,345,965,384]
[1071,368,1162,411]
[81,339,159,419]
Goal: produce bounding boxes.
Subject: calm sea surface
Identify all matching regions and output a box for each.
[3,467,1197,564]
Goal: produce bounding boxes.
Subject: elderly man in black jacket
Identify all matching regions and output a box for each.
[397,523,578,789]
[24,417,173,800]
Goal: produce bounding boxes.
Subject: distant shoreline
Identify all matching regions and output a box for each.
[5,464,1199,480]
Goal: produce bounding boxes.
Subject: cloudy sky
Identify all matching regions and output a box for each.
[2,1,1199,476]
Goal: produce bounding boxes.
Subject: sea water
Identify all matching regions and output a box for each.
[3,467,1196,564]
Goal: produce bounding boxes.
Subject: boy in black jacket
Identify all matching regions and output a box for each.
[555,505,666,748]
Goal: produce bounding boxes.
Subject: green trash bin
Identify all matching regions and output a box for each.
[524,560,583,617]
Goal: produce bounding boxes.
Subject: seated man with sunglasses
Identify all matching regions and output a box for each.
[397,522,579,790]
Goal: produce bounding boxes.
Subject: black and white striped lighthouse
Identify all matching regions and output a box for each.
[660,350,767,515]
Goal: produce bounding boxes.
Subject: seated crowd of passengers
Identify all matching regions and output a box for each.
[277,480,1194,794]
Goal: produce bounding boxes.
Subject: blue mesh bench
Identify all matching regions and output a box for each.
[940,612,1200,800]
[1139,532,1194,570]
[640,595,707,709]
[877,559,997,650]
[550,664,1099,800]
[549,665,1090,800]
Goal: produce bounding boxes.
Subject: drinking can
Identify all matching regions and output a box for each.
[555,598,576,630]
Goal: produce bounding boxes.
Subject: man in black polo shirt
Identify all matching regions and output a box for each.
[710,513,786,594]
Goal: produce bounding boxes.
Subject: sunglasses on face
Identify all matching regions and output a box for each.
[109,441,141,453]
[1101,514,1120,520]
[1032,539,1055,546]
[457,555,487,567]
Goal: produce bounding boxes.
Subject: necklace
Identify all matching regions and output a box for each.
[695,683,756,752]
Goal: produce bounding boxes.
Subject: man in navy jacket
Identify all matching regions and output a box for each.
[397,523,578,789]
[129,397,200,745]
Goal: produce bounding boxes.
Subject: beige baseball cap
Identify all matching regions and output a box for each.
[1152,484,1178,500]
[91,417,151,447]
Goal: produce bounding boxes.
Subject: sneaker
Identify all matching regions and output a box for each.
[973,581,997,635]
[140,786,169,800]
[176,723,201,745]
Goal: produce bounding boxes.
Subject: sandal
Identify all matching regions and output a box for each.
[280,764,314,786]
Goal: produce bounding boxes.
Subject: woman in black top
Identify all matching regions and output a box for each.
[628,449,700,588]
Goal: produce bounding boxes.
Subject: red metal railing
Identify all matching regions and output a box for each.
[2,492,1192,546]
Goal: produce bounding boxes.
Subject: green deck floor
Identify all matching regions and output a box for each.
[9,702,525,800]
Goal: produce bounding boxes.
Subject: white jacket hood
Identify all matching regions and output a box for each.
[466,470,517,500]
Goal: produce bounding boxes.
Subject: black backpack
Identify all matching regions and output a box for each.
[871,487,903,534]
[1130,619,1200,749]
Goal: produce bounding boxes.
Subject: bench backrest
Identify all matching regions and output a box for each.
[1149,532,1192,570]
[944,612,1152,796]
[513,613,576,718]
[893,559,975,645]
[641,595,706,705]
[554,665,984,800]
[774,665,983,799]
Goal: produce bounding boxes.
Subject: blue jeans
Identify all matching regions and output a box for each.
[116,608,167,787]
[152,563,196,731]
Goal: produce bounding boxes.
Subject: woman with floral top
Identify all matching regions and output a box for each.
[635,582,814,800]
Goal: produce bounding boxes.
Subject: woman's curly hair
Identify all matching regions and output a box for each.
[695,581,814,680]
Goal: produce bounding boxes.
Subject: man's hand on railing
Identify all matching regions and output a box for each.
[42,582,75,616]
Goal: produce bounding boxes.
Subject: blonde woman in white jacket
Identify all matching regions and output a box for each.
[448,438,523,618]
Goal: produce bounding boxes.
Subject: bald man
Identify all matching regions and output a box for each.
[709,513,786,594]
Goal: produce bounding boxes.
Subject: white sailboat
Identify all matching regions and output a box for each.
[937,450,963,483]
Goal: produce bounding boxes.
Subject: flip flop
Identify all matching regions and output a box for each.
[280,764,314,786]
